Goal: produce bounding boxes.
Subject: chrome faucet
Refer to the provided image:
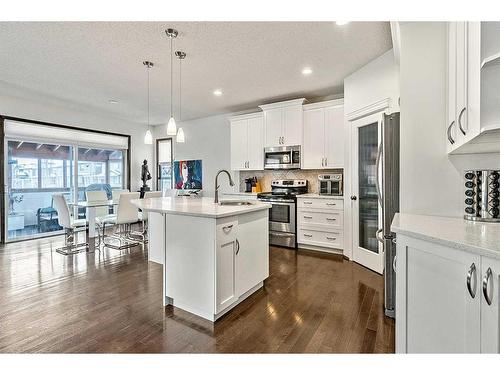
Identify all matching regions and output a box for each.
[214,169,235,203]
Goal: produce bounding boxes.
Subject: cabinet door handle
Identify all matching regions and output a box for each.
[483,267,493,305]
[303,234,313,238]
[447,121,455,145]
[325,157,327,166]
[303,215,313,219]
[222,224,233,231]
[235,238,240,255]
[321,158,324,167]
[393,255,397,273]
[466,262,477,298]
[458,107,467,136]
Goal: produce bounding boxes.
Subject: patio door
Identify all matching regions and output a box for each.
[156,138,173,192]
[351,112,384,274]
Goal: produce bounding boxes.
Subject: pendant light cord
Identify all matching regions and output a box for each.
[170,36,173,119]
[179,55,182,122]
[147,64,150,129]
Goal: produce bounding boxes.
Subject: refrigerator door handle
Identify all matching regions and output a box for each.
[375,140,383,208]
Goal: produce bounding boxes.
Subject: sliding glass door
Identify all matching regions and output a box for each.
[5,141,127,242]
[6,140,75,241]
[156,138,173,192]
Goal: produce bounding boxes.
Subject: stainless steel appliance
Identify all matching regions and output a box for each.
[264,145,301,170]
[318,173,343,196]
[375,112,400,319]
[257,179,308,248]
[464,170,500,222]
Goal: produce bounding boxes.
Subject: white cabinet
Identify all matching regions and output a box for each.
[215,219,238,313]
[230,113,264,171]
[396,234,500,353]
[303,100,344,169]
[297,196,344,253]
[445,22,500,154]
[259,98,305,147]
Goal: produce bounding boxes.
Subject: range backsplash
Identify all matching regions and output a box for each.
[239,169,343,194]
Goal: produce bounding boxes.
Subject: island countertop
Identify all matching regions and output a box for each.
[391,213,500,259]
[132,196,271,219]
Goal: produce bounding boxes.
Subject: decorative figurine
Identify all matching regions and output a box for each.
[141,159,152,193]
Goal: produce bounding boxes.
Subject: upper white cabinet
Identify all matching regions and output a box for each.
[303,99,344,169]
[230,113,264,171]
[446,22,500,154]
[259,98,305,147]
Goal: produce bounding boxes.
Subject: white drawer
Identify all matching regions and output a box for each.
[298,228,343,249]
[298,209,343,229]
[297,198,344,210]
[216,218,238,243]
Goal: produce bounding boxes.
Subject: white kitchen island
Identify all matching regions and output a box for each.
[132,196,271,322]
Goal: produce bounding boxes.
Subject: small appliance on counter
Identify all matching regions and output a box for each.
[318,173,343,196]
[464,170,500,222]
[244,177,256,193]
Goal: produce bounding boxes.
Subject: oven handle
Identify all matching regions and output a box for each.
[258,199,295,204]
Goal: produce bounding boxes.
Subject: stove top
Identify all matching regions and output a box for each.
[257,179,308,201]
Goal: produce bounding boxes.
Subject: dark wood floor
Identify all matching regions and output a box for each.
[0,236,394,353]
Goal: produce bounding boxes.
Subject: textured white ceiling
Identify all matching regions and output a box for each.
[0,22,392,124]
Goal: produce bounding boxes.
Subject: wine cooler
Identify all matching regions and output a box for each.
[464,170,500,222]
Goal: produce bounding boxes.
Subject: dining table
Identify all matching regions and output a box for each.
[70,200,118,241]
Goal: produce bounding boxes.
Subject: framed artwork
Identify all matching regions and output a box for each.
[173,159,202,190]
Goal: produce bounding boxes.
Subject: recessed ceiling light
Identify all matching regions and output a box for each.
[302,67,313,75]
[108,99,118,104]
[336,21,349,26]
[213,89,223,96]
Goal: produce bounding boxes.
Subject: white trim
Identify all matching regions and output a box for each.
[258,98,306,111]
[303,98,344,111]
[229,112,263,122]
[345,98,391,122]
[390,22,401,65]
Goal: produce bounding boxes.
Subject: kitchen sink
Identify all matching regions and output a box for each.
[219,200,254,206]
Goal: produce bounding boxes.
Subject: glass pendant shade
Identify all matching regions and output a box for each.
[144,129,153,144]
[176,127,185,143]
[166,116,177,135]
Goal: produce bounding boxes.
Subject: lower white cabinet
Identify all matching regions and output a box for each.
[297,196,344,252]
[215,211,269,314]
[396,234,500,353]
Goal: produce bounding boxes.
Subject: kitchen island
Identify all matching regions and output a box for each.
[132,196,271,322]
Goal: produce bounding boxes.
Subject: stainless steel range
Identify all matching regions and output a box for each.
[257,179,308,248]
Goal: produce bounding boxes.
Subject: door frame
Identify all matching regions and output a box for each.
[351,111,384,274]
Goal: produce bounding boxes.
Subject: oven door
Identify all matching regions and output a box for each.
[266,200,296,233]
[331,180,343,195]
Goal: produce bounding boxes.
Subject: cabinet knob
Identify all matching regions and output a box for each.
[350,195,357,201]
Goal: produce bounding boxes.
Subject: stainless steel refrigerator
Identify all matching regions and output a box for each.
[376,112,399,318]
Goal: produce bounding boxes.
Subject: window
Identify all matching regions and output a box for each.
[156,138,173,191]
[10,157,38,189]
[41,159,65,188]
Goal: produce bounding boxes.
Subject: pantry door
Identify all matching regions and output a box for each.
[351,112,384,274]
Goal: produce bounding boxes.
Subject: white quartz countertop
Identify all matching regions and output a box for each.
[132,197,271,219]
[298,193,344,199]
[391,213,500,259]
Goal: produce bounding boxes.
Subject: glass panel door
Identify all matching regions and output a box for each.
[351,113,383,274]
[358,123,379,253]
[156,138,173,192]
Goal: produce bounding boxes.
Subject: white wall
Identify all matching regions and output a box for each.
[399,22,500,218]
[152,113,238,197]
[344,49,400,117]
[0,88,152,191]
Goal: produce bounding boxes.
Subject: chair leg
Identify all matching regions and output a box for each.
[56,227,88,255]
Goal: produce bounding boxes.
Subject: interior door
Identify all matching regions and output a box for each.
[351,113,383,274]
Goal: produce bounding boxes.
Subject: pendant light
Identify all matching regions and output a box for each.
[175,50,186,143]
[143,61,154,144]
[165,28,178,136]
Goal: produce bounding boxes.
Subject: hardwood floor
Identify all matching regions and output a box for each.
[0,236,394,353]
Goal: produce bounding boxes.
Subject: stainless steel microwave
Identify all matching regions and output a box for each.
[264,145,301,170]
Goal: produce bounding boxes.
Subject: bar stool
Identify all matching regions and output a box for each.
[53,194,88,255]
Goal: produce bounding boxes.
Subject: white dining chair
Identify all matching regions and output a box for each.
[99,192,140,250]
[112,189,129,203]
[53,194,88,255]
[86,190,114,246]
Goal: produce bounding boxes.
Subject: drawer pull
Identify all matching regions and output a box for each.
[303,216,313,219]
[326,218,336,221]
[303,234,313,238]
[303,201,313,205]
[326,237,337,240]
[326,203,336,206]
[222,224,234,231]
